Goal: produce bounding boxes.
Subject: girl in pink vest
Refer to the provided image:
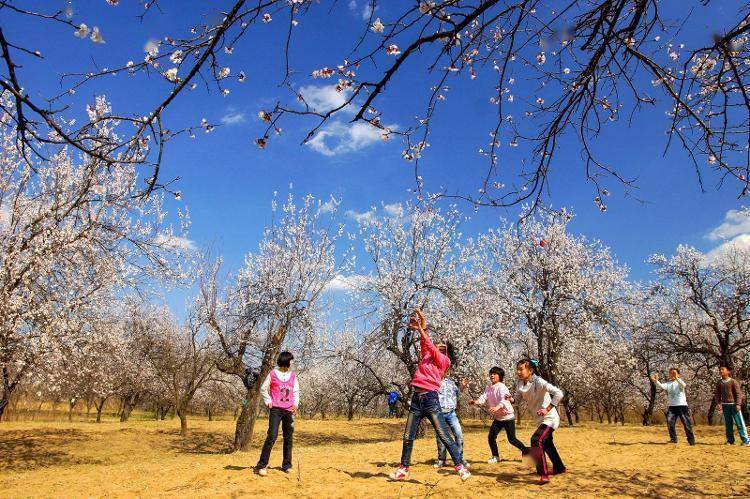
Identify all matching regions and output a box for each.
[255,351,299,476]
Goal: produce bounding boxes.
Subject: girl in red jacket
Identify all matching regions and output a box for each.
[389,309,471,482]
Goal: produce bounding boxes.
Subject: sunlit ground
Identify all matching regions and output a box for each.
[0,416,747,498]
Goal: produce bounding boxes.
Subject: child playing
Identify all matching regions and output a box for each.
[713,365,749,446]
[650,368,695,445]
[255,351,300,476]
[507,359,566,485]
[389,309,471,482]
[433,348,469,469]
[469,366,526,463]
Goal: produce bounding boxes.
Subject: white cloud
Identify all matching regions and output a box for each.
[704,207,750,262]
[707,208,750,241]
[704,234,750,262]
[308,120,389,156]
[319,196,341,214]
[325,273,368,292]
[345,203,404,224]
[298,85,352,114]
[220,110,246,125]
[345,208,377,224]
[383,202,404,219]
[362,2,375,20]
[154,233,197,251]
[348,0,357,11]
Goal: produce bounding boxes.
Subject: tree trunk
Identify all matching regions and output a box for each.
[68,399,76,422]
[177,405,188,436]
[563,402,574,427]
[707,397,718,425]
[232,333,285,452]
[642,379,657,426]
[0,390,11,422]
[207,408,213,422]
[234,387,261,451]
[95,399,105,423]
[120,393,140,422]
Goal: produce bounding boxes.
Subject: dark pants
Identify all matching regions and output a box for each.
[388,402,397,417]
[488,419,526,458]
[400,391,463,467]
[666,405,695,444]
[256,408,294,470]
[528,424,564,477]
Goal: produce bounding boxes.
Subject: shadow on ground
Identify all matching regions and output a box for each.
[0,428,103,471]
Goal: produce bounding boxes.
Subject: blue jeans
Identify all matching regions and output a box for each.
[436,410,464,463]
[400,391,463,467]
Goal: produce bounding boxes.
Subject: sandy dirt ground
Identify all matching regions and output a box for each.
[0,417,748,498]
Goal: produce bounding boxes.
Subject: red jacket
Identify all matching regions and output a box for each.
[411,332,450,392]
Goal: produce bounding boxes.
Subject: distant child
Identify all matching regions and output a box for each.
[388,390,399,417]
[255,351,300,476]
[507,359,565,485]
[389,309,471,482]
[433,351,469,469]
[650,368,695,445]
[469,367,526,463]
[713,365,749,446]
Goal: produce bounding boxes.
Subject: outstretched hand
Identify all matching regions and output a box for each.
[650,374,658,382]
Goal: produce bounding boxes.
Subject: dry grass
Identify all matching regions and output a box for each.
[0,416,747,498]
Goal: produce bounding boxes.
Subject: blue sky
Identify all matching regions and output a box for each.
[2,1,747,314]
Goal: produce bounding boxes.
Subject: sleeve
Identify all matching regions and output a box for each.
[654,380,667,391]
[538,377,564,406]
[260,373,272,406]
[732,380,742,405]
[475,388,488,406]
[293,376,300,407]
[713,380,721,404]
[422,332,450,371]
[676,378,686,390]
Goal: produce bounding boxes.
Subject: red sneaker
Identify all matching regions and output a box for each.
[539,475,551,485]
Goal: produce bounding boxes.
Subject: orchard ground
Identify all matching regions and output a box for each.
[1,416,748,498]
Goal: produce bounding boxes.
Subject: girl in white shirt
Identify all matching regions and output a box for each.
[507,359,566,485]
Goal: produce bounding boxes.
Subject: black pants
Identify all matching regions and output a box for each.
[256,408,294,470]
[528,424,564,477]
[488,419,526,458]
[667,405,695,444]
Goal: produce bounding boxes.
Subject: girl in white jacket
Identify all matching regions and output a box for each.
[507,359,566,485]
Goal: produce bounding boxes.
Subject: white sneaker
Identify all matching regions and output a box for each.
[487,456,499,464]
[389,466,410,480]
[433,460,445,468]
[257,467,268,477]
[463,461,471,469]
[456,464,471,481]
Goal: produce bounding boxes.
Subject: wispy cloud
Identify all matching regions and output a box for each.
[220,109,246,126]
[325,273,368,292]
[345,208,377,224]
[704,207,750,261]
[319,196,341,214]
[298,85,352,114]
[308,120,391,156]
[154,233,197,251]
[345,202,405,224]
[708,208,750,241]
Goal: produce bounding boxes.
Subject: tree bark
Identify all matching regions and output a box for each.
[95,399,105,423]
[232,331,285,452]
[177,405,188,436]
[642,379,657,426]
[707,397,718,426]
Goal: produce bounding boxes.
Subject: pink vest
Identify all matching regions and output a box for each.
[270,370,296,410]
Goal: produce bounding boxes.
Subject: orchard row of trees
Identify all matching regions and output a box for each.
[1,121,747,449]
